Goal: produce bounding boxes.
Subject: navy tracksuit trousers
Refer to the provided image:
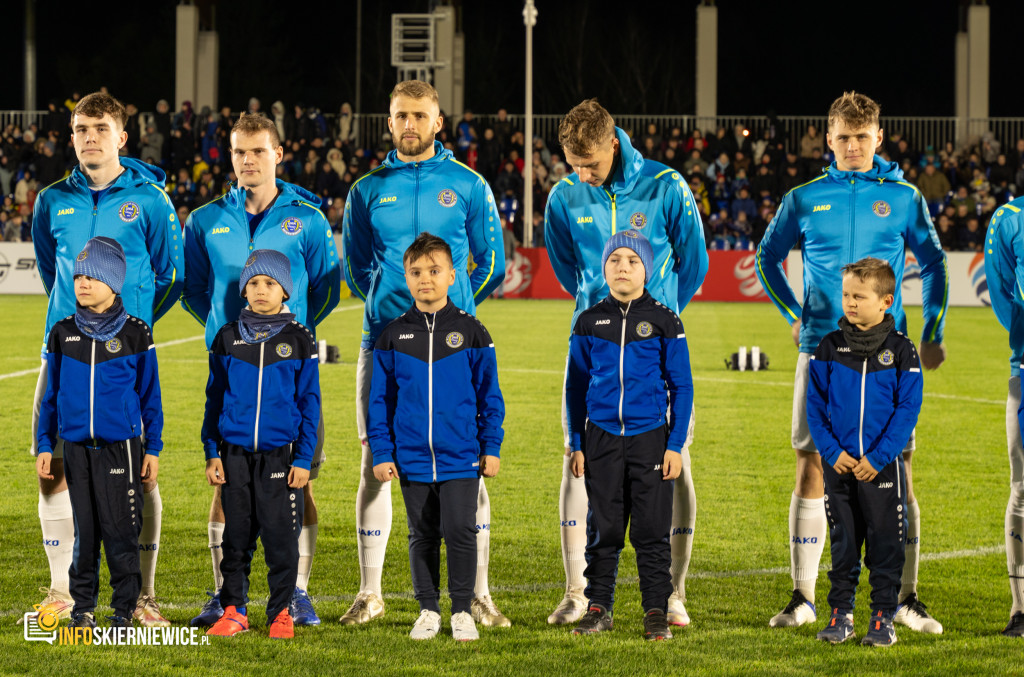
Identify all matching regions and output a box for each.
[219,443,303,622]
[823,456,908,614]
[582,423,673,613]
[64,437,144,618]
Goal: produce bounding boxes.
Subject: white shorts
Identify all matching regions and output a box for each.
[1006,376,1024,486]
[791,351,915,453]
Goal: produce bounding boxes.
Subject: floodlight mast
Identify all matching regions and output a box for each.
[523,0,538,249]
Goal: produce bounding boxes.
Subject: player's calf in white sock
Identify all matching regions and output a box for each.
[559,454,588,590]
[139,484,162,597]
[297,523,317,591]
[790,493,826,603]
[670,448,696,603]
[474,479,491,599]
[356,444,391,596]
[39,490,74,596]
[1007,485,1024,615]
[900,499,921,601]
[208,521,225,590]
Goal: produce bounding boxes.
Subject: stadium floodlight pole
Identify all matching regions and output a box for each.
[523,0,538,248]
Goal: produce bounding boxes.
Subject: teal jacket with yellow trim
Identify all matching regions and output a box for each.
[181,180,342,348]
[544,127,708,333]
[343,141,505,349]
[755,155,948,353]
[32,158,183,346]
[983,196,1024,377]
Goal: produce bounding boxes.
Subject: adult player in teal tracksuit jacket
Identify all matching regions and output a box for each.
[543,110,707,626]
[982,196,1024,637]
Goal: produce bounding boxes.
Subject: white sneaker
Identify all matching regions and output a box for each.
[18,587,74,625]
[471,595,511,627]
[450,611,479,641]
[894,594,943,634]
[409,609,441,640]
[769,589,817,628]
[667,592,690,627]
[340,591,385,625]
[547,586,587,625]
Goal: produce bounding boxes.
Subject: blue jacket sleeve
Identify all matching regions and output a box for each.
[466,178,505,302]
[664,180,708,311]
[36,331,61,456]
[806,347,844,467]
[136,344,164,456]
[903,188,949,344]
[663,329,694,452]
[32,195,56,296]
[469,343,505,457]
[305,213,343,326]
[291,355,321,470]
[180,212,211,327]
[341,183,373,301]
[201,350,229,460]
[865,345,923,471]
[143,185,185,323]
[755,192,802,325]
[565,325,591,452]
[367,347,398,464]
[544,186,581,298]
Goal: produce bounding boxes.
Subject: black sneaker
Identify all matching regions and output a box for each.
[107,615,133,628]
[643,609,673,641]
[572,604,613,635]
[816,608,855,644]
[861,610,897,647]
[68,611,96,629]
[1003,612,1024,638]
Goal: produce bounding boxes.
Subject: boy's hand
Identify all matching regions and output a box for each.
[833,451,857,474]
[373,462,397,483]
[36,452,53,480]
[570,450,585,478]
[141,454,159,482]
[288,466,310,489]
[206,458,225,486]
[853,457,878,482]
[662,450,682,480]
[481,455,500,478]
[791,319,801,347]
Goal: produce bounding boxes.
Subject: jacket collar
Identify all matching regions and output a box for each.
[601,288,653,310]
[826,154,902,183]
[68,157,166,192]
[224,179,322,210]
[604,127,645,195]
[408,297,457,322]
[384,141,453,170]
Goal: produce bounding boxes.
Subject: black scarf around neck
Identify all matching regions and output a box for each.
[238,306,295,344]
[839,313,895,358]
[75,296,128,342]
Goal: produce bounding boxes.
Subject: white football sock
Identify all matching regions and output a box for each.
[1007,486,1024,615]
[139,485,162,597]
[560,454,588,590]
[474,478,491,598]
[208,521,224,590]
[790,493,826,603]
[356,443,391,595]
[39,490,74,595]
[670,448,696,602]
[900,500,921,601]
[297,523,317,591]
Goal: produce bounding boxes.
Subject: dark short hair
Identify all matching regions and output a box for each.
[73,92,128,129]
[842,257,895,297]
[231,112,281,148]
[558,99,615,156]
[828,91,881,132]
[403,231,453,267]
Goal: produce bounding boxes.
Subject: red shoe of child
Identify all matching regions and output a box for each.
[269,609,294,639]
[206,606,249,637]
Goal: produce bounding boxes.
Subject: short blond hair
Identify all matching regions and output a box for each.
[231,112,281,148]
[558,99,615,156]
[828,91,880,132]
[390,80,439,106]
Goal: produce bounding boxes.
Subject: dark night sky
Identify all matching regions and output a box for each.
[1,0,1020,117]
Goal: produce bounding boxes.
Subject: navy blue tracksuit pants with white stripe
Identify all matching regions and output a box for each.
[823,457,907,614]
[64,437,144,618]
[219,443,303,622]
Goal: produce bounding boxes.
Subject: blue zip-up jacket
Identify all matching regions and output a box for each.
[202,319,321,470]
[807,321,923,471]
[755,155,949,353]
[180,180,342,348]
[343,141,505,349]
[38,313,163,457]
[983,197,1024,377]
[32,158,183,346]
[367,299,504,483]
[566,290,693,453]
[544,127,708,332]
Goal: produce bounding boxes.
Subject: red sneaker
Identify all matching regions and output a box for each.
[269,609,294,639]
[206,606,249,637]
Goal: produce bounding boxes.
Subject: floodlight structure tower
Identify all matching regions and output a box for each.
[523,0,537,248]
[391,5,464,117]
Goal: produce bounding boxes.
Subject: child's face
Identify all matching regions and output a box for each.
[244,274,286,315]
[604,247,645,301]
[74,275,116,313]
[841,273,892,331]
[404,253,455,309]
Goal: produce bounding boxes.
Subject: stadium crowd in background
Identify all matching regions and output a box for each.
[3,93,1024,254]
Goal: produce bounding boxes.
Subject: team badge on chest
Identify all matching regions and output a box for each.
[877,348,894,366]
[105,338,123,353]
[118,202,141,223]
[629,212,647,229]
[445,332,464,348]
[635,321,653,338]
[276,343,293,358]
[438,189,458,207]
[281,217,303,235]
[872,200,891,217]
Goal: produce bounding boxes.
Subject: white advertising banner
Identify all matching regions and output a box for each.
[0,243,43,294]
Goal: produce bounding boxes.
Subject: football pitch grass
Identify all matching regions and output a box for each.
[0,294,1021,675]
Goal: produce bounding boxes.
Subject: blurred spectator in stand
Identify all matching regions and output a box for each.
[751,162,777,202]
[173,101,194,131]
[989,154,1014,193]
[916,161,950,216]
[950,185,977,213]
[0,155,14,195]
[246,97,261,115]
[465,142,479,171]
[298,160,317,192]
[804,147,828,177]
[123,104,141,157]
[663,147,683,172]
[336,102,357,148]
[14,169,37,208]
[799,124,824,159]
[891,138,917,167]
[683,149,707,175]
[711,174,732,211]
[934,213,956,251]
[35,142,65,186]
[752,128,772,165]
[456,110,478,159]
[752,198,776,245]
[958,215,984,252]
[688,171,710,216]
[271,101,287,147]
[533,136,552,167]
[6,213,25,242]
[154,99,172,164]
[733,150,751,175]
[730,185,756,223]
[316,160,344,201]
[492,108,513,151]
[478,128,502,183]
[706,151,732,181]
[778,161,802,195]
[981,132,1001,165]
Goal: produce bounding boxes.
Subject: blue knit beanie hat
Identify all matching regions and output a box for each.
[74,236,126,294]
[239,249,293,299]
[601,229,654,283]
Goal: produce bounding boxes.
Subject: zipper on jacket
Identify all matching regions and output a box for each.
[848,179,856,263]
[617,299,632,435]
[414,164,421,236]
[254,342,265,450]
[603,190,618,234]
[858,357,867,457]
[89,340,96,439]
[425,312,437,480]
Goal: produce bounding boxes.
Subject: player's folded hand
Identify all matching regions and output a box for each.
[288,466,310,489]
[662,449,682,480]
[834,451,857,474]
[141,454,159,483]
[206,458,226,485]
[36,452,53,480]
[481,455,500,478]
[570,450,585,478]
[852,457,878,482]
[373,462,397,483]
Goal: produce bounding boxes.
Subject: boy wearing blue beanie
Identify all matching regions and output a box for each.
[564,229,694,641]
[36,236,164,629]
[201,249,321,640]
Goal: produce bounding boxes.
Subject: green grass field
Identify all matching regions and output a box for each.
[0,295,1021,675]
